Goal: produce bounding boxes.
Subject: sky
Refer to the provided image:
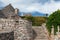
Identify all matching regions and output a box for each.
[0,0,60,14]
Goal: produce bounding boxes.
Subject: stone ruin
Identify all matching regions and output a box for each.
[0,18,33,40]
[0,4,53,40]
[0,4,33,40]
[51,26,60,40]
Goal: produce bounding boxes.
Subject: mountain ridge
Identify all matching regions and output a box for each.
[19,11,47,16]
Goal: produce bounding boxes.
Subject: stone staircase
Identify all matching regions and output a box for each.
[32,26,49,40]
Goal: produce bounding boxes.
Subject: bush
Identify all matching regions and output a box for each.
[21,16,47,26]
[46,10,60,35]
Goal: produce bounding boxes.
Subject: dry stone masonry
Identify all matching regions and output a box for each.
[0,31,14,40]
[0,18,33,40]
[14,19,33,40]
[0,4,33,40]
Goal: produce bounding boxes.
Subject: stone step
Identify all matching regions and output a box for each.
[32,27,49,40]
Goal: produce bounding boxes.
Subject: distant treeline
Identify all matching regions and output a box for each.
[21,16,47,26]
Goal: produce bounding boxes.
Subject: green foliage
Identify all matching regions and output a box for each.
[21,16,46,26]
[46,10,60,35]
[32,17,46,26]
[21,16,34,22]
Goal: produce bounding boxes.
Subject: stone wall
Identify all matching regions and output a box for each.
[0,31,14,40]
[0,18,33,40]
[14,19,33,40]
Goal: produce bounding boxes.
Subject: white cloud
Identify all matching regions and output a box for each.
[0,0,60,14]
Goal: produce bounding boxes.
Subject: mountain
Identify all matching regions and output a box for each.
[0,7,4,10]
[19,11,48,17]
[31,11,47,16]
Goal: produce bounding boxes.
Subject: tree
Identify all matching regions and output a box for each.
[46,10,60,35]
[46,14,48,17]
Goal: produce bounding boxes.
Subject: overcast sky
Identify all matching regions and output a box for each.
[0,0,60,14]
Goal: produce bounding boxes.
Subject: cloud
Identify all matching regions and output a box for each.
[34,0,50,4]
[0,1,5,7]
[54,0,60,2]
[0,0,60,14]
